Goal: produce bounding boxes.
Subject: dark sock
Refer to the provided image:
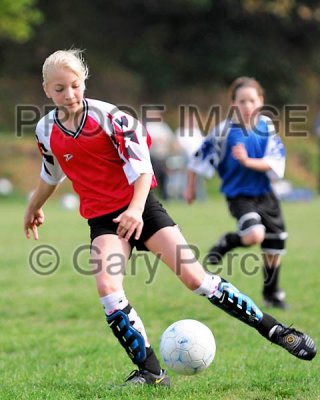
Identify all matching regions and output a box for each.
[137,347,161,375]
[224,232,245,251]
[256,312,279,338]
[263,265,280,296]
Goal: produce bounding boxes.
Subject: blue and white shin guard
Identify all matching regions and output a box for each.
[101,291,148,364]
[107,306,147,363]
[209,278,263,327]
[101,291,162,374]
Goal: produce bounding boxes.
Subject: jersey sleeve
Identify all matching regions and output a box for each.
[36,117,66,186]
[108,109,154,185]
[188,120,229,178]
[262,119,286,180]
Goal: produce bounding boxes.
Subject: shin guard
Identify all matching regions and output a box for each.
[107,307,146,364]
[209,278,263,327]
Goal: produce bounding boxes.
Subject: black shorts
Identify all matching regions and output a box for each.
[88,191,176,251]
[227,192,287,254]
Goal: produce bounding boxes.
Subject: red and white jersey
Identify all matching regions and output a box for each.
[36,98,156,219]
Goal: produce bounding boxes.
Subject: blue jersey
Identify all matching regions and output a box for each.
[188,115,285,198]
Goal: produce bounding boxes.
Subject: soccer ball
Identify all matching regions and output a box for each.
[159,319,216,375]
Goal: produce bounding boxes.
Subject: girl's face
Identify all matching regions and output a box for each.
[43,67,85,115]
[232,86,263,126]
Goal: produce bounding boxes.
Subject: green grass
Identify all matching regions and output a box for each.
[0,196,319,399]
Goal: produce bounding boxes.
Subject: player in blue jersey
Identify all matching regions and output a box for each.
[185,77,289,309]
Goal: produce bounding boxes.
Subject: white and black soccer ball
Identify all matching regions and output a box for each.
[160,319,216,375]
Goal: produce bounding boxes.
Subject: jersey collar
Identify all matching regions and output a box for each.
[54,99,88,139]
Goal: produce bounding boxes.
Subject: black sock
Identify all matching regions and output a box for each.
[224,232,244,251]
[256,312,279,339]
[263,265,280,296]
[137,347,161,375]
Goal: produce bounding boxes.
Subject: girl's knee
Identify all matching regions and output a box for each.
[242,228,265,246]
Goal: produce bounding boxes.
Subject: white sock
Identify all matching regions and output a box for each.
[100,290,129,315]
[193,273,222,298]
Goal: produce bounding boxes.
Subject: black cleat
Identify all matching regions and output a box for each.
[122,369,170,387]
[263,289,290,310]
[269,324,317,361]
[207,236,229,265]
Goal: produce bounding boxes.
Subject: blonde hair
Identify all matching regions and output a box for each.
[229,76,264,101]
[42,49,89,84]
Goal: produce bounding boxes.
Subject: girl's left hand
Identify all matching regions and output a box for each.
[113,207,144,241]
[232,143,248,165]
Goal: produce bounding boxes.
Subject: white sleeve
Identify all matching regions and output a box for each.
[36,117,66,186]
[263,120,286,180]
[188,120,229,178]
[109,109,154,184]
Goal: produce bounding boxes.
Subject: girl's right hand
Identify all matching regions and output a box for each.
[113,206,144,241]
[184,171,197,204]
[24,208,45,240]
[184,185,196,204]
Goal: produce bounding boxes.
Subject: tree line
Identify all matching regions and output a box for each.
[1,0,320,130]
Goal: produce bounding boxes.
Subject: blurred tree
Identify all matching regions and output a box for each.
[0,0,42,42]
[1,0,320,129]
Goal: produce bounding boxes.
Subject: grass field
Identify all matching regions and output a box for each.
[0,196,319,400]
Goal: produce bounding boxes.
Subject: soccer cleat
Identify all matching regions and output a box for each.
[263,289,290,310]
[207,235,229,264]
[122,369,170,387]
[269,324,317,361]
